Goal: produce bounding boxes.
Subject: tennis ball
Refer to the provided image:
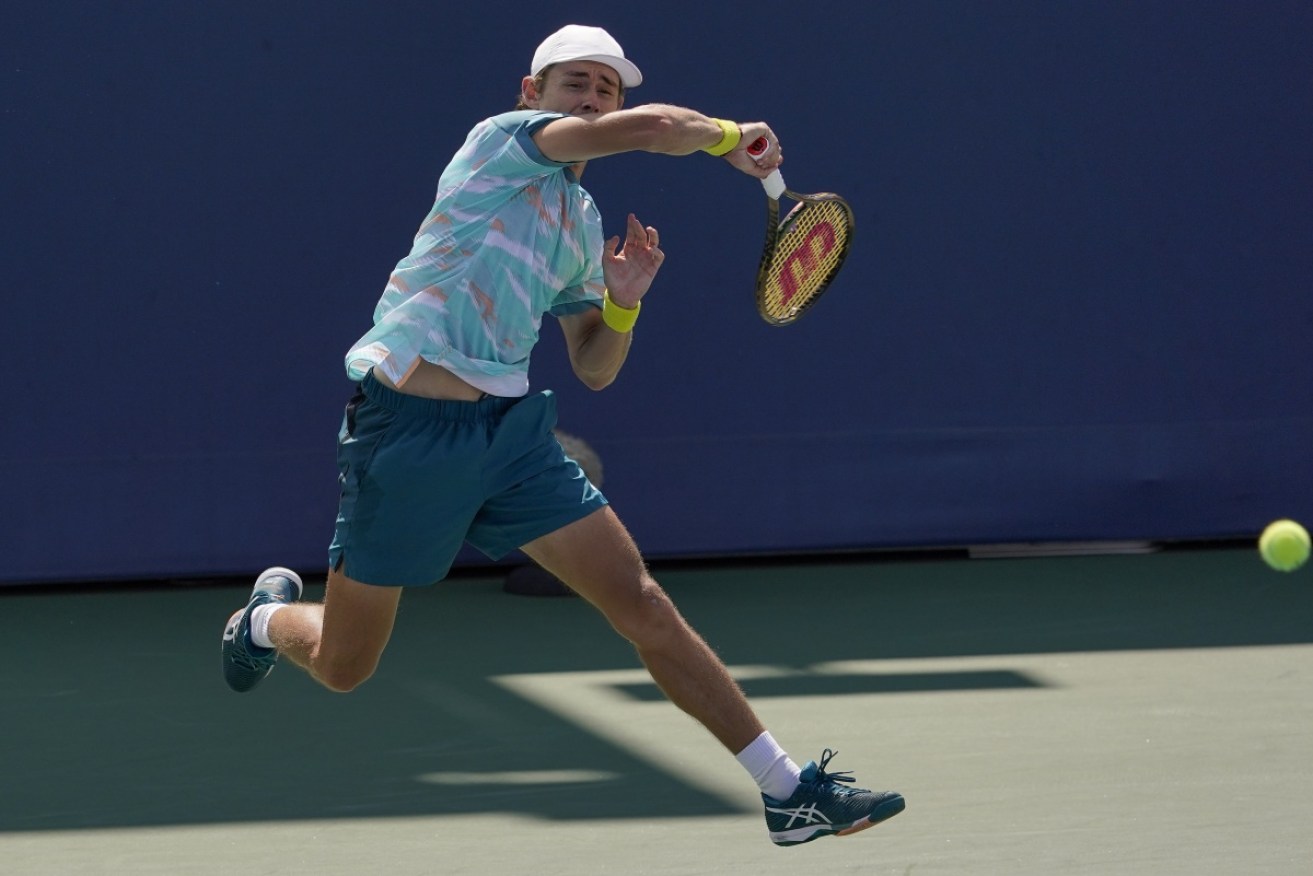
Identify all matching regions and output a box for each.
[1259,519,1310,572]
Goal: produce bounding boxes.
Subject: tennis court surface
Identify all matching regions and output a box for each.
[3,545,1309,874]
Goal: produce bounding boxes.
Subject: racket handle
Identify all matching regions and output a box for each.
[746,137,786,199]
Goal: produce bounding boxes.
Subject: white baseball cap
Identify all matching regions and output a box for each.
[531,25,643,89]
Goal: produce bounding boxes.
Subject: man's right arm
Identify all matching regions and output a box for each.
[533,106,781,177]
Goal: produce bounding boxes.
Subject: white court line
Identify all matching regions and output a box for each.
[417,770,620,785]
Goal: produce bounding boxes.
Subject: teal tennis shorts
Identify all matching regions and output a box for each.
[328,371,608,586]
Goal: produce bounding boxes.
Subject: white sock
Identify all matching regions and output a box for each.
[249,603,285,650]
[735,731,802,801]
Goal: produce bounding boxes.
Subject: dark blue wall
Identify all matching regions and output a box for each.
[4,1,1311,584]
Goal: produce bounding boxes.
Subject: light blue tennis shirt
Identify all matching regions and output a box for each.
[345,110,606,397]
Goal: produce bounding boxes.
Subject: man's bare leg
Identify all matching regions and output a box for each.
[522,506,764,753]
[523,506,906,845]
[267,567,403,692]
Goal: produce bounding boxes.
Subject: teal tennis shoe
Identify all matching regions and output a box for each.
[221,567,303,692]
[763,749,905,847]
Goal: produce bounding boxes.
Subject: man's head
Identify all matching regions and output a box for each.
[516,25,641,114]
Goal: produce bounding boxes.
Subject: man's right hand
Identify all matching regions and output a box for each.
[723,121,783,178]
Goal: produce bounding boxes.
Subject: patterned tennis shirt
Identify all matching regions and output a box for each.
[345,110,606,397]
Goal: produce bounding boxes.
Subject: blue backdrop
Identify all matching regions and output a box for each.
[4,0,1311,584]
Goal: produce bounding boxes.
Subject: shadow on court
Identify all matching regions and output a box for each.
[0,545,1304,834]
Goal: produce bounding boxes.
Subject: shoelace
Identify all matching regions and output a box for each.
[810,749,862,794]
[230,645,269,671]
[226,621,272,671]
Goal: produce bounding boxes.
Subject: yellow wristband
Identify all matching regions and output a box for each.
[702,118,742,157]
[602,290,641,332]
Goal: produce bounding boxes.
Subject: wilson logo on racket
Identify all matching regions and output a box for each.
[778,220,840,306]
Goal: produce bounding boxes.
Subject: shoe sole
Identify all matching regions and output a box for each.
[255,566,304,601]
[771,793,906,846]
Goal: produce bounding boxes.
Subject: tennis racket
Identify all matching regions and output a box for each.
[747,138,855,326]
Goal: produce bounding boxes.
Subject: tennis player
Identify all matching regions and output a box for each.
[220,24,903,845]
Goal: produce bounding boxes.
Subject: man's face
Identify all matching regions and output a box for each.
[525,61,624,117]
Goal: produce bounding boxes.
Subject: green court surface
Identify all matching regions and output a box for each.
[2,546,1309,874]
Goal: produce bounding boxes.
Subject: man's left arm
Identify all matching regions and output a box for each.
[560,213,663,390]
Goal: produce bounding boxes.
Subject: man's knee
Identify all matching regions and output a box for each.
[315,653,381,693]
[315,567,401,692]
[607,576,686,647]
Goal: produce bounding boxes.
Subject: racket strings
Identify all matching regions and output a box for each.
[759,201,852,321]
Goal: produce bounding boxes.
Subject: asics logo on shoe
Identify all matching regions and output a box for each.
[766,803,834,828]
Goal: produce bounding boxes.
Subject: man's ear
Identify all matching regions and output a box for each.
[520,75,540,108]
